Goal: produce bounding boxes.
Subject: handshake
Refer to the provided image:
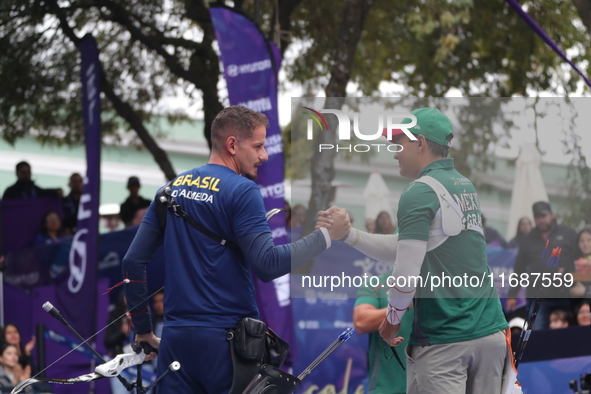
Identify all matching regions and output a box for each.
[315,206,352,241]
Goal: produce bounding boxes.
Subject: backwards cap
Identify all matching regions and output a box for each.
[382,108,453,147]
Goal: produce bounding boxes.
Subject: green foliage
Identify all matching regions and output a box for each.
[288,0,591,97]
[2,0,591,226]
[0,0,218,149]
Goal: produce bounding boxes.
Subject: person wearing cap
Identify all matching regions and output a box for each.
[318,108,509,394]
[119,176,152,227]
[506,201,577,330]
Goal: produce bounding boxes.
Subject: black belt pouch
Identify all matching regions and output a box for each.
[228,318,291,394]
[228,318,268,394]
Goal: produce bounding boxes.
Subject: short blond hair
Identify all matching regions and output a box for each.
[211,106,269,151]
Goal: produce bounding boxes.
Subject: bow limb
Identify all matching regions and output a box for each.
[11,349,151,394]
[12,373,104,394]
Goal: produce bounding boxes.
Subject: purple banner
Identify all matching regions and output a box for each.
[55,33,102,338]
[4,279,111,394]
[0,198,64,254]
[209,6,296,362]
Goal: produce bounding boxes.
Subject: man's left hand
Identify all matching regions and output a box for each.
[135,332,160,361]
[379,319,404,347]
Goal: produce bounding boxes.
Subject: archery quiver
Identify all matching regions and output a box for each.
[242,364,301,394]
[227,318,290,394]
[241,328,354,394]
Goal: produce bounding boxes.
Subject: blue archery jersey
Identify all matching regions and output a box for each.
[142,164,270,328]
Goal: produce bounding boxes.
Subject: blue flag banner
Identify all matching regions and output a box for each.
[44,328,98,361]
[210,5,296,362]
[55,33,102,339]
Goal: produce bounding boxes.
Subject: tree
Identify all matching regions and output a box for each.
[287,0,591,226]
[2,0,590,223]
[301,0,375,237]
[0,0,299,180]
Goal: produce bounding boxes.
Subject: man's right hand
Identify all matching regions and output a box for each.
[135,332,160,361]
[506,298,516,311]
[316,205,351,240]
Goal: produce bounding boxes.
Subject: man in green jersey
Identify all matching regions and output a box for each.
[319,108,509,394]
[354,272,412,394]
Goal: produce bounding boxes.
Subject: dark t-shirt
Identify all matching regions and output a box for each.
[120,195,151,224]
[62,194,80,234]
[509,223,577,298]
[2,181,60,200]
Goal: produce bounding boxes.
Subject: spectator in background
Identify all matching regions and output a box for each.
[549,309,570,329]
[104,292,133,394]
[374,211,396,235]
[507,201,578,330]
[569,228,591,298]
[354,273,412,394]
[365,218,376,234]
[149,290,165,376]
[33,211,64,246]
[482,214,508,248]
[104,293,131,357]
[120,176,151,227]
[0,344,30,392]
[574,300,591,326]
[151,290,165,339]
[131,207,150,227]
[288,204,307,241]
[62,173,84,235]
[2,161,62,200]
[290,204,307,229]
[0,324,35,374]
[508,217,533,249]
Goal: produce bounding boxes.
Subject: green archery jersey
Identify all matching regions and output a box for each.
[355,273,413,394]
[397,158,508,346]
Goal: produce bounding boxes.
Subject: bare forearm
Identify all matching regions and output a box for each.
[353,306,387,335]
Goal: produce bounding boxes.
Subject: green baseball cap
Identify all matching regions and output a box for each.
[382,107,453,147]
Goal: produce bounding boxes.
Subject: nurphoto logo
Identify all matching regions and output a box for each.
[302,107,417,153]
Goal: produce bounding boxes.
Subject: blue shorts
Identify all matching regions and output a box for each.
[156,326,233,393]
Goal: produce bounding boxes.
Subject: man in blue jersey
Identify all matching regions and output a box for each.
[122,105,350,394]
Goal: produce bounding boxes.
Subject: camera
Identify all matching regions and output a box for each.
[570,373,591,393]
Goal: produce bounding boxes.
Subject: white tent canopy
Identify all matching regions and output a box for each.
[506,143,549,240]
[363,171,394,221]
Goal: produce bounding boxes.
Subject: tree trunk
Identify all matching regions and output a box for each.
[270,0,304,55]
[51,0,177,181]
[573,0,591,37]
[101,71,177,181]
[302,0,374,238]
